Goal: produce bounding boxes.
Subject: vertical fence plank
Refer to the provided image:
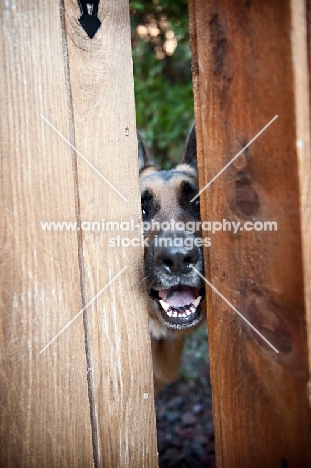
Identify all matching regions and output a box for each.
[293,0,311,408]
[1,1,158,466]
[62,1,158,466]
[189,0,311,466]
[0,2,93,466]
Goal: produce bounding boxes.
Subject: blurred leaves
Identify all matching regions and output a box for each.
[130,0,194,168]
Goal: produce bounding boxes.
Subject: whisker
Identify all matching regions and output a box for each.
[135,274,152,287]
[149,275,157,289]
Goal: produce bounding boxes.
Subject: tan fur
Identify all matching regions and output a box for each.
[173,163,197,177]
[151,336,185,396]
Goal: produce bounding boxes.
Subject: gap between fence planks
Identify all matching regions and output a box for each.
[0,1,158,466]
[189,0,311,466]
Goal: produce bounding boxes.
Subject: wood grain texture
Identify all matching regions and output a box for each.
[0,2,93,466]
[0,1,158,467]
[300,0,311,408]
[62,1,158,466]
[189,0,311,466]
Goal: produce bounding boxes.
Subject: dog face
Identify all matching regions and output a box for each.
[138,126,205,340]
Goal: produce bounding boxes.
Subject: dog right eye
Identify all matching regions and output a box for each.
[141,190,156,220]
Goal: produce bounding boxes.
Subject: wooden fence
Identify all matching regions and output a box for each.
[189,0,311,466]
[1,0,311,467]
[0,1,157,466]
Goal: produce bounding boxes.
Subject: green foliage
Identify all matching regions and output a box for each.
[130,0,194,168]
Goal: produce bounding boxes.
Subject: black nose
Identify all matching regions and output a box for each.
[154,232,200,275]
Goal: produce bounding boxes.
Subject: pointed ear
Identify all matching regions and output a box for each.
[180,123,197,167]
[137,130,155,172]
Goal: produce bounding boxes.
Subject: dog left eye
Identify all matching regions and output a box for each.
[194,199,200,212]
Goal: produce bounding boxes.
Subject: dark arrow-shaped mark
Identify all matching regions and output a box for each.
[78,0,101,39]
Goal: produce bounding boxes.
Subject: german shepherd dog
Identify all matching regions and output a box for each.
[138,125,206,395]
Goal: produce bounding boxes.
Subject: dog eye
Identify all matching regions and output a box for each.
[141,203,148,218]
[141,190,157,220]
[194,199,200,212]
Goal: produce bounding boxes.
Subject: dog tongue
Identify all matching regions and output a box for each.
[159,286,198,307]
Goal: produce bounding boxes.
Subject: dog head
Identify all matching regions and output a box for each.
[138,125,205,339]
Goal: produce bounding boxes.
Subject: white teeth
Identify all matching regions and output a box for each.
[159,299,170,312]
[192,296,202,308]
[160,296,202,321]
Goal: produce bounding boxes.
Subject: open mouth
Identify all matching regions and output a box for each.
[151,285,204,329]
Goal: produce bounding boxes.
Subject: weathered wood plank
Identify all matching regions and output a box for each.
[63,1,158,466]
[189,0,311,465]
[295,0,311,408]
[0,2,93,466]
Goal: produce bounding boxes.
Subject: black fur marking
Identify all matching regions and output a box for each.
[141,189,160,221]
